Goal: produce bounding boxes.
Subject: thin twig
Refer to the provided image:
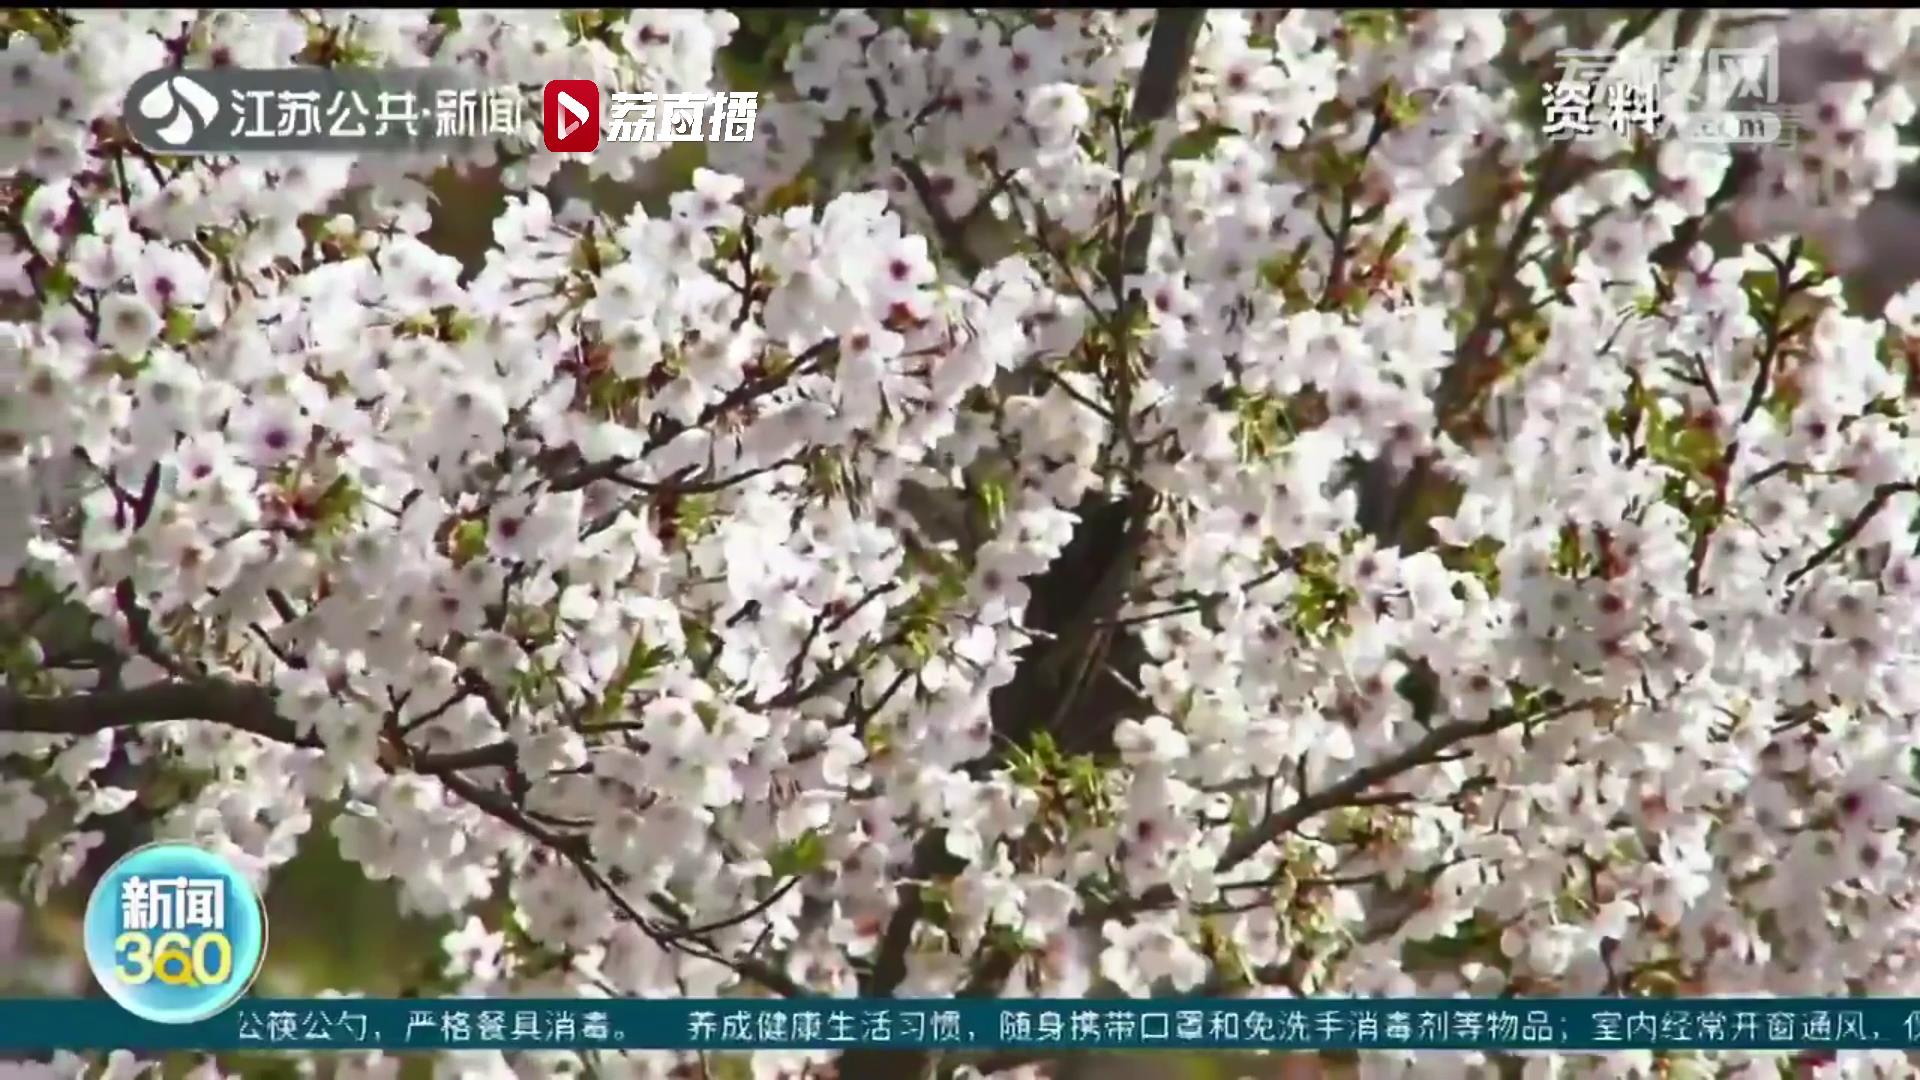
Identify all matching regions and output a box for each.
[1785,482,1919,590]
[1092,698,1601,921]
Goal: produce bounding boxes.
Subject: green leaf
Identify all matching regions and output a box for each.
[1403,913,1501,964]
[919,881,954,928]
[588,635,670,720]
[0,9,72,50]
[694,701,720,729]
[1670,424,1721,471]
[1378,220,1411,263]
[1229,389,1297,461]
[1284,544,1354,642]
[762,173,816,215]
[1007,731,1061,788]
[42,264,75,304]
[449,519,487,566]
[673,493,718,539]
[970,470,1008,534]
[160,306,198,345]
[1340,10,1399,44]
[1441,536,1502,590]
[100,352,149,379]
[1383,84,1421,127]
[310,475,362,537]
[769,829,828,879]
[1167,123,1234,162]
[621,637,669,687]
[682,617,715,672]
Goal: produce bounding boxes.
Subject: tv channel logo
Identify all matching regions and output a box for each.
[133,73,222,147]
[84,842,267,1024]
[544,79,601,152]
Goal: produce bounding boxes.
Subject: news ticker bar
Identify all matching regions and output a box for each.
[9,999,1920,1052]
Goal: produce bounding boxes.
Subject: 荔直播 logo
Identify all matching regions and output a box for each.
[84,842,267,1024]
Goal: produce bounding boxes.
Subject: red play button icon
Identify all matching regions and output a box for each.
[543,80,600,152]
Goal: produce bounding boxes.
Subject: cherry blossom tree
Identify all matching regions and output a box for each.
[5,8,1920,1080]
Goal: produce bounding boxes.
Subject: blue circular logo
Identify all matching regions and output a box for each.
[83,842,267,1023]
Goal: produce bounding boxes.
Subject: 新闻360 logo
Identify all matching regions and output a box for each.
[84,842,268,1024]
[111,872,237,988]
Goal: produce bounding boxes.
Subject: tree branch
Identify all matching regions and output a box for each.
[1319,97,1394,309]
[1688,240,1808,593]
[0,677,809,999]
[894,156,983,280]
[841,19,1213,1051]
[548,454,802,497]
[0,677,313,747]
[1785,481,1919,590]
[1091,698,1601,922]
[1234,711,1555,861]
[1432,143,1577,429]
[1127,9,1206,131]
[411,741,516,771]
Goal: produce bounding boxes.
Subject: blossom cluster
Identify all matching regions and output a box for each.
[4,9,1920,1080]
